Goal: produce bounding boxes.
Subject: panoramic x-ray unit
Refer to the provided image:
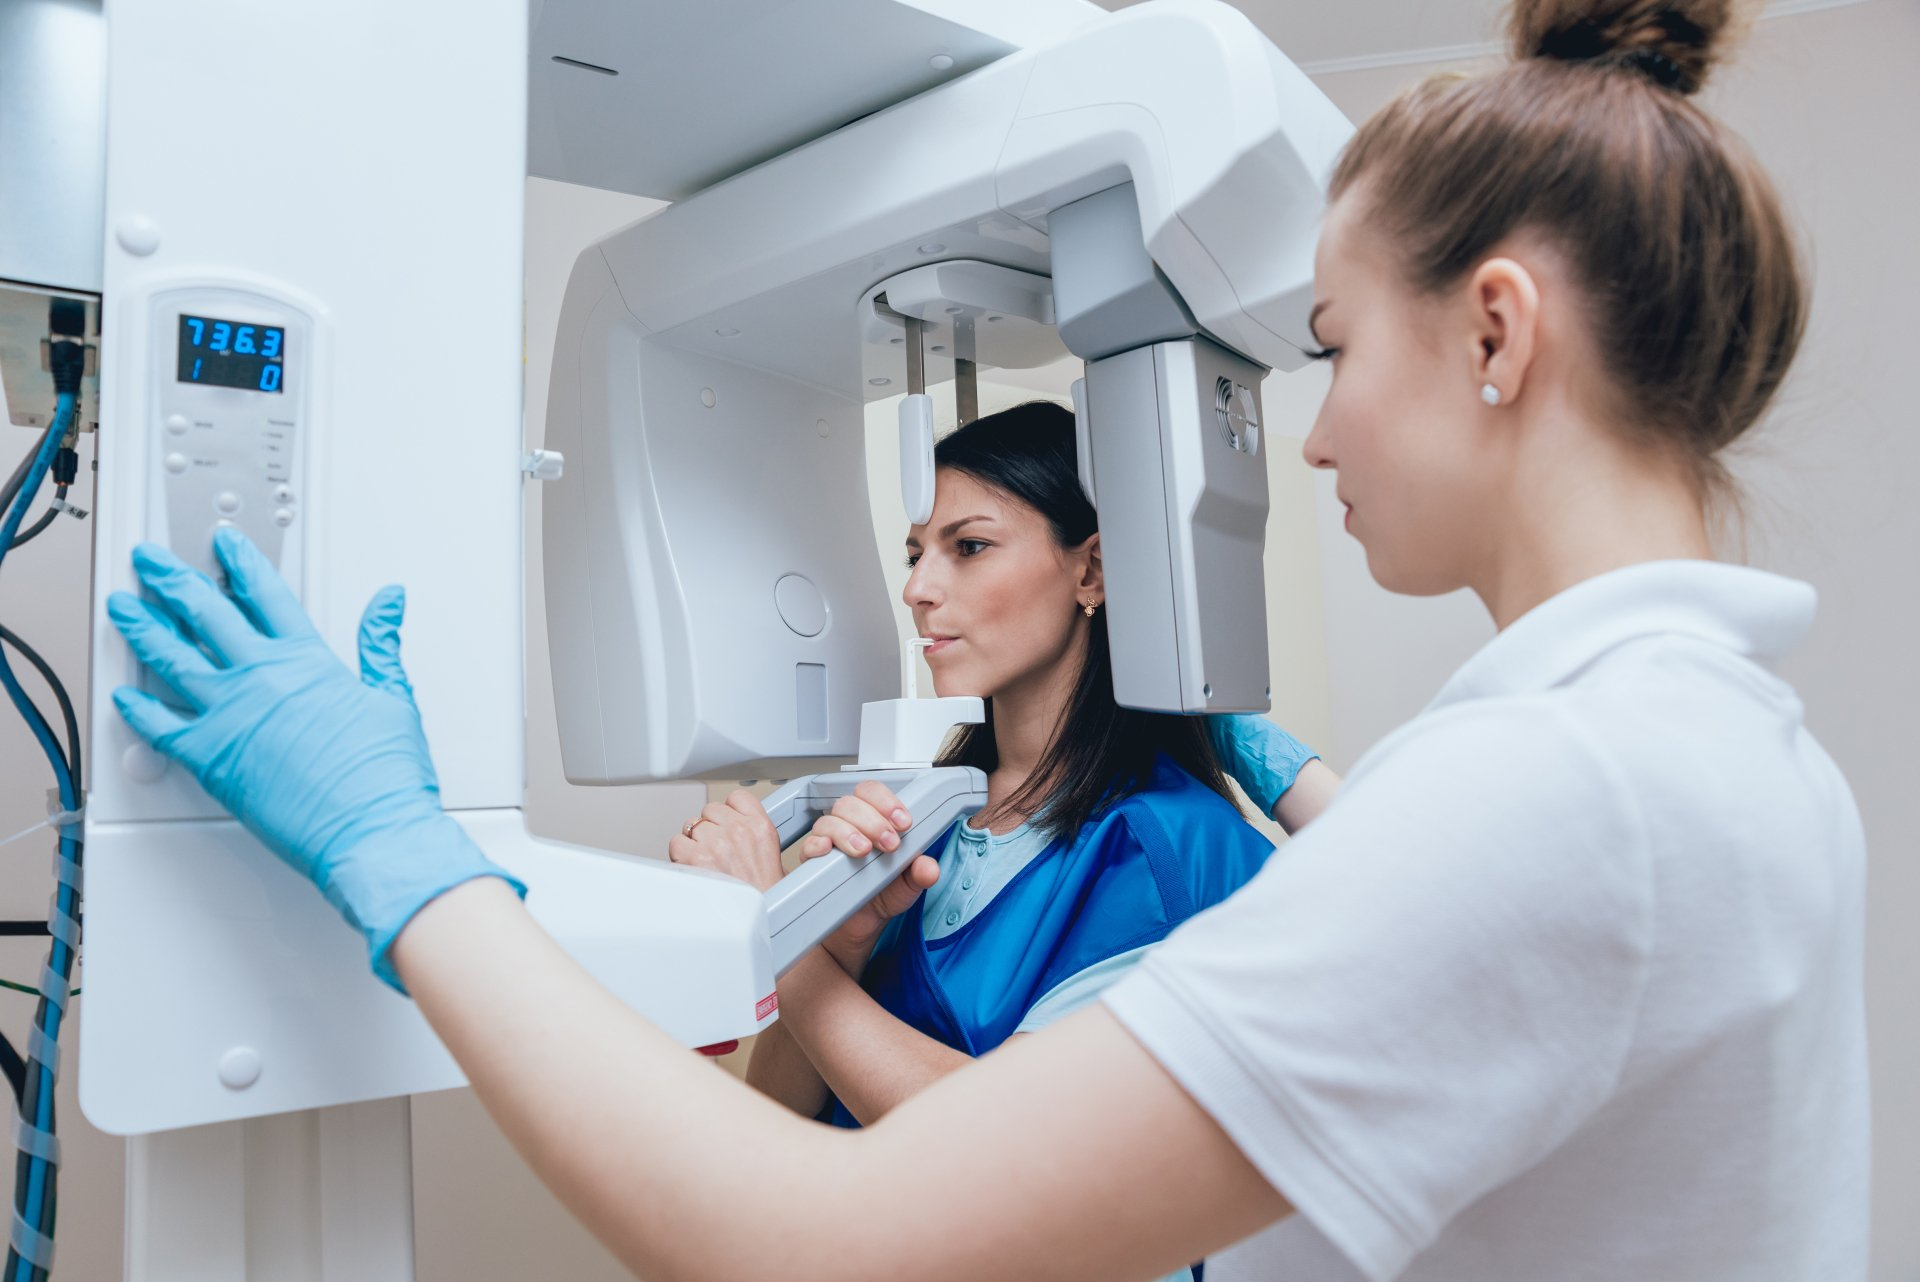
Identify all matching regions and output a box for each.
[0,0,1349,1274]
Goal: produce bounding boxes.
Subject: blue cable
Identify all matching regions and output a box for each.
[0,393,80,1282]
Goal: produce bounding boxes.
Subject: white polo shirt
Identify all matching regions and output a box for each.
[1103,560,1869,1282]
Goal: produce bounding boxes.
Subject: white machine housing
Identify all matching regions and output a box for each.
[543,0,1350,782]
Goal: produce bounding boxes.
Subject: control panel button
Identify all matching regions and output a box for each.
[122,742,169,784]
[164,413,190,435]
[164,452,188,474]
[272,484,294,504]
[214,491,241,515]
[273,507,294,528]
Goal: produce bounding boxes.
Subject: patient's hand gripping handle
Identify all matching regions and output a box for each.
[759,766,987,977]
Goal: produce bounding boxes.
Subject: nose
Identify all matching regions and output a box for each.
[1301,406,1335,471]
[902,551,940,613]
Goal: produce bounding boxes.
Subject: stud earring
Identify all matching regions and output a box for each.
[1480,383,1502,406]
[1082,600,1099,617]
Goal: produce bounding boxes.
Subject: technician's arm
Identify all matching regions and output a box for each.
[394,877,1290,1282]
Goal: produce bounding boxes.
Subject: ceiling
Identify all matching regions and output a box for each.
[1095,0,1874,75]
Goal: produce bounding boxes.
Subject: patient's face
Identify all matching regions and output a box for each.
[902,469,1092,703]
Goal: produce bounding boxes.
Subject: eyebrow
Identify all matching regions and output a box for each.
[1308,299,1331,346]
[905,514,993,548]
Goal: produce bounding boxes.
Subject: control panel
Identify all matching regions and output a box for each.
[147,287,310,590]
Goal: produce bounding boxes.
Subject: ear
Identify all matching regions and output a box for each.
[1466,256,1542,407]
[1076,533,1103,598]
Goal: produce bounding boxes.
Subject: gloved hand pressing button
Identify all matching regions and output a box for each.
[107,529,524,992]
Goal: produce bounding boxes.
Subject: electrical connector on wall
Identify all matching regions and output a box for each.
[46,298,86,399]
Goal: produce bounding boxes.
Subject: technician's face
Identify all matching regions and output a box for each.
[1300,192,1495,596]
[903,470,1093,701]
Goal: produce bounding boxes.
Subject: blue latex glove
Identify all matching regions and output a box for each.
[107,529,525,992]
[1206,713,1319,819]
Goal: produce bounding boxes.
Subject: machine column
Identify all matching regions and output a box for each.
[125,1098,414,1282]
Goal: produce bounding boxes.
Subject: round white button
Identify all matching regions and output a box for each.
[163,452,188,474]
[273,507,294,528]
[122,743,168,784]
[165,413,190,435]
[773,574,828,637]
[273,485,295,504]
[215,491,241,515]
[114,215,161,256]
[217,1047,262,1090]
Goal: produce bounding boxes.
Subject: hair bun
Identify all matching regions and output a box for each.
[1509,0,1744,96]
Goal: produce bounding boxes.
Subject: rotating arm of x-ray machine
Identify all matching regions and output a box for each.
[541,0,1351,784]
[540,0,1352,982]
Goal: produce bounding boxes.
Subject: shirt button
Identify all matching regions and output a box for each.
[945,910,961,926]
[961,877,975,890]
[975,847,988,858]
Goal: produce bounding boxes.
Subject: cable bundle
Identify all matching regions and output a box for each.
[0,387,85,1282]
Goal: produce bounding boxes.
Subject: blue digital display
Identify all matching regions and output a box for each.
[176,314,286,393]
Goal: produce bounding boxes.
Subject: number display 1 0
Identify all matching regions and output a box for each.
[176,314,287,394]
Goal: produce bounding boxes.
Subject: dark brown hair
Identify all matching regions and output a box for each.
[930,402,1240,839]
[1331,0,1806,499]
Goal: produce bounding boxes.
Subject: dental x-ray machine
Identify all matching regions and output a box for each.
[0,0,1348,1275]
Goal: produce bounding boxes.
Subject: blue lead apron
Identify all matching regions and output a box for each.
[821,759,1270,1282]
[825,755,1274,1111]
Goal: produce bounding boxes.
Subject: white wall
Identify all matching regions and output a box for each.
[1300,6,1920,1278]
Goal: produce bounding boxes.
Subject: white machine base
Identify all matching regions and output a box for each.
[127,1098,413,1282]
[80,810,775,1136]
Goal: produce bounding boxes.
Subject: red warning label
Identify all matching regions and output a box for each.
[755,992,779,1020]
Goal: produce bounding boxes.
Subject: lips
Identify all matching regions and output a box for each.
[921,634,958,657]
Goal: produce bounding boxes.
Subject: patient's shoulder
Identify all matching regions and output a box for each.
[1099,755,1264,849]
[1116,754,1246,818]
[1092,756,1271,912]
